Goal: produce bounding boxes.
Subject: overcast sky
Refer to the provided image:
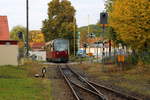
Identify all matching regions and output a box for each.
[0,0,105,31]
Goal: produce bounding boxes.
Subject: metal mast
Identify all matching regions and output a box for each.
[26,0,29,56]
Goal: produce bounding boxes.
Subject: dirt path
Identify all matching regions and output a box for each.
[46,65,75,100]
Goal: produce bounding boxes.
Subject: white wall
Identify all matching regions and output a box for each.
[80,47,114,57]
[30,51,46,61]
[0,45,18,65]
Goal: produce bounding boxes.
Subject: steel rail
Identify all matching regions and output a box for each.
[66,65,107,100]
[58,66,80,100]
[70,80,104,98]
[60,65,107,100]
[88,80,141,100]
[66,65,142,100]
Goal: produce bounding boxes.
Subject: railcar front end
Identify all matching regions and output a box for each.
[46,38,69,63]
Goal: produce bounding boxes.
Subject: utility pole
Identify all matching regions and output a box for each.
[26,0,29,56]
[88,15,90,53]
[77,32,80,51]
[102,24,105,63]
[73,17,76,56]
[100,12,108,65]
[88,15,90,34]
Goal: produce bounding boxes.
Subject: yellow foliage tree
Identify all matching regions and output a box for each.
[110,0,150,52]
[29,30,45,43]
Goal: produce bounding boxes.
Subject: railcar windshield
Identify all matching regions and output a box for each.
[54,39,69,51]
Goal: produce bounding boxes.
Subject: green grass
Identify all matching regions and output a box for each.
[0,65,52,100]
[0,65,27,78]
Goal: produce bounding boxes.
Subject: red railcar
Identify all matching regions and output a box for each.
[45,38,69,62]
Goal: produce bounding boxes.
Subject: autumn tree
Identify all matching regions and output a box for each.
[105,0,128,44]
[109,0,150,53]
[10,25,26,41]
[105,0,119,44]
[29,30,45,43]
[41,0,77,54]
[105,0,114,12]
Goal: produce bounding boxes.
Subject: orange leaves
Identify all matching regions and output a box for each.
[30,31,45,43]
[109,0,150,50]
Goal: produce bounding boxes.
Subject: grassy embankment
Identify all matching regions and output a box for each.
[77,63,150,98]
[0,62,52,100]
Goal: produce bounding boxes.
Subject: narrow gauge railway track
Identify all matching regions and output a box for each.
[88,81,141,100]
[58,65,107,100]
[68,66,141,100]
[59,65,142,100]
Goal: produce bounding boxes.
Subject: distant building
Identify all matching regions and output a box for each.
[81,37,103,48]
[0,16,19,65]
[29,30,46,61]
[29,42,46,61]
[79,37,114,57]
[30,42,45,51]
[0,16,9,40]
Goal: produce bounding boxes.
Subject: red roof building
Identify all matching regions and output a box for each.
[30,42,45,51]
[0,16,9,40]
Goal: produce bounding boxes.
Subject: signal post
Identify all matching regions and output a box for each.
[100,12,108,68]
